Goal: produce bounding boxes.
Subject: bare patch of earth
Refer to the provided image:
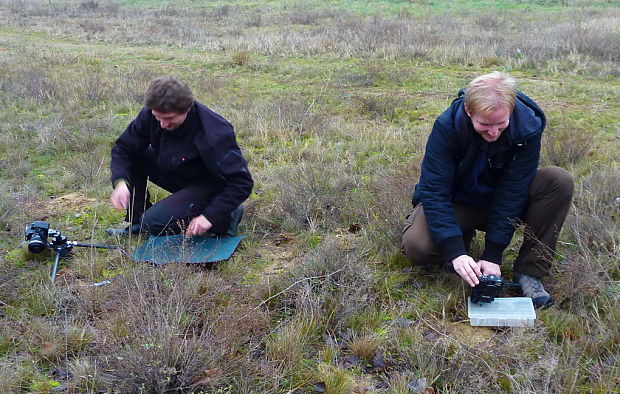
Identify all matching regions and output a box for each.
[258,233,304,279]
[256,229,359,281]
[446,322,496,347]
[38,192,98,219]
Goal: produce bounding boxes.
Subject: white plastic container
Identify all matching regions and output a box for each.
[468,297,536,327]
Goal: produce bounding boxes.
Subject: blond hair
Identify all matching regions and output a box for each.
[465,71,516,115]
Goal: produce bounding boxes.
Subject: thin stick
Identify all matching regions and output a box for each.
[253,268,344,311]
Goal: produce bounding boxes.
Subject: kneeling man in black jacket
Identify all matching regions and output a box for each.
[402,72,573,307]
[109,76,253,237]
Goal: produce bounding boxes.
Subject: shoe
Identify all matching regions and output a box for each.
[106,223,143,237]
[514,273,553,308]
[224,205,244,237]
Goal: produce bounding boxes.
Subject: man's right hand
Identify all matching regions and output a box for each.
[451,255,482,287]
[110,181,130,210]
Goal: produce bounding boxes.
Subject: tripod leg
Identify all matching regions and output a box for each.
[50,249,61,284]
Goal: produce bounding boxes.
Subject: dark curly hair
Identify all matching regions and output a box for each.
[144,76,194,113]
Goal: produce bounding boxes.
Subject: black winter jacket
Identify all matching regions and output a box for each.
[412,89,545,265]
[110,101,253,226]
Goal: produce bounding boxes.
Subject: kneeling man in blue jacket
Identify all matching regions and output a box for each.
[402,72,573,308]
[109,76,253,238]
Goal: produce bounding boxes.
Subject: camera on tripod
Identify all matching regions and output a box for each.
[24,221,117,283]
[24,221,68,254]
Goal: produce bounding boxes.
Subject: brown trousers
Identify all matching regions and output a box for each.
[401,166,574,278]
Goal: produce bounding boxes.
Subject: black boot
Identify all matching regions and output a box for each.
[106,223,143,237]
[224,205,244,237]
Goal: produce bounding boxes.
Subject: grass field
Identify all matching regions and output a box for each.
[0,0,618,392]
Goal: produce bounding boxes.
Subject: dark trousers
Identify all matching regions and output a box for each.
[401,166,574,278]
[126,148,228,236]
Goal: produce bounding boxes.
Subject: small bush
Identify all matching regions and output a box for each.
[78,0,99,12]
[315,364,354,393]
[231,51,251,66]
[265,313,320,369]
[0,181,18,230]
[214,4,231,18]
[542,121,593,168]
[287,11,318,25]
[0,360,33,392]
[257,161,359,232]
[68,357,107,392]
[361,161,421,256]
[78,20,105,34]
[346,332,382,363]
[354,95,398,120]
[245,10,263,27]
[88,264,270,391]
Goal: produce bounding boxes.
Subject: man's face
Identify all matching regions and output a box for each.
[465,106,511,143]
[152,109,189,131]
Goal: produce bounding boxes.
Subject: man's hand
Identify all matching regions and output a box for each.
[186,215,212,237]
[478,260,501,277]
[110,181,130,210]
[451,255,482,287]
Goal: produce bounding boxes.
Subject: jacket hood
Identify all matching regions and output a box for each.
[456,88,545,144]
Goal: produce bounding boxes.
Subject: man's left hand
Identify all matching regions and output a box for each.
[186,215,212,236]
[478,260,501,277]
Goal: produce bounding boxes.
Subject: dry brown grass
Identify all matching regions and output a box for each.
[346,332,382,362]
[542,121,593,168]
[1,1,617,74]
[77,264,271,390]
[0,0,618,392]
[552,165,619,313]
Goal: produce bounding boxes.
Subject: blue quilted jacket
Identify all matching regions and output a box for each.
[412,89,545,264]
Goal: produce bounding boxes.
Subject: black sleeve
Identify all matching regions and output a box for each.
[110,108,152,186]
[199,125,253,225]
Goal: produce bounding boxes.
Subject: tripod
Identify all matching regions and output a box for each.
[47,235,118,284]
[25,221,120,283]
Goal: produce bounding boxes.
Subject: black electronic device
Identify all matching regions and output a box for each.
[24,221,51,254]
[470,275,505,304]
[24,221,118,283]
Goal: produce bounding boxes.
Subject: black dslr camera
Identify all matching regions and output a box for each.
[24,221,117,283]
[24,221,67,254]
[471,275,504,304]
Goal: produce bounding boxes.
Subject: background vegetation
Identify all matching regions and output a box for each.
[0,0,618,392]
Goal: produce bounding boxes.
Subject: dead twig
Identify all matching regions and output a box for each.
[253,268,344,311]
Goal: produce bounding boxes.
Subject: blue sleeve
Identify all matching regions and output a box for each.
[417,113,468,261]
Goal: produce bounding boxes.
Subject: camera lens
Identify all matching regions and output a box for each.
[28,235,47,253]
